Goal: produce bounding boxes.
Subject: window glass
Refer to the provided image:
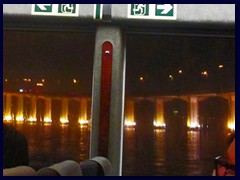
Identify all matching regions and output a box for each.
[123,34,235,176]
[3,30,94,169]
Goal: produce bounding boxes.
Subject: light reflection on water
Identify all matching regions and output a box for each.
[14,123,90,169]
[122,126,228,176]
[13,123,229,176]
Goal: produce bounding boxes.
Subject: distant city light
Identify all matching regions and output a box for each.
[23,78,31,82]
[218,64,224,69]
[169,74,174,80]
[178,70,183,74]
[139,76,144,81]
[42,79,45,83]
[19,88,24,93]
[36,83,44,86]
[173,110,178,114]
[73,79,77,84]
[201,71,208,77]
[5,79,7,82]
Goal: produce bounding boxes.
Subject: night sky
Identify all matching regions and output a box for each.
[3,30,235,96]
[126,34,235,96]
[3,31,95,79]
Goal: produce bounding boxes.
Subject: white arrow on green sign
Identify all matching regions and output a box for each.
[128,4,177,20]
[35,4,51,11]
[31,4,79,17]
[156,4,173,15]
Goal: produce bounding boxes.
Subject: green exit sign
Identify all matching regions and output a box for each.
[128,4,177,20]
[32,4,79,16]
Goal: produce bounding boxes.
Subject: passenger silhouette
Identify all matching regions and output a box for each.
[213,132,235,176]
[3,123,29,168]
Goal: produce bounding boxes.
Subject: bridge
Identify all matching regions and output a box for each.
[125,92,235,130]
[3,91,235,130]
[3,92,91,124]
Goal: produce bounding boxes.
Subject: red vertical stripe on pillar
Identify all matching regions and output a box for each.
[98,41,113,157]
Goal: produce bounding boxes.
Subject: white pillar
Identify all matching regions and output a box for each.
[4,94,12,121]
[228,94,235,130]
[188,96,199,128]
[155,98,165,128]
[27,96,37,122]
[78,98,88,124]
[60,98,69,124]
[16,95,24,122]
[44,97,52,123]
[124,99,135,126]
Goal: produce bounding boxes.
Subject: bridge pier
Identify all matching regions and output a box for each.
[28,96,37,122]
[188,96,200,129]
[60,98,69,124]
[4,94,12,121]
[124,99,135,126]
[228,94,235,129]
[16,95,24,122]
[155,98,165,128]
[78,98,88,124]
[44,97,52,123]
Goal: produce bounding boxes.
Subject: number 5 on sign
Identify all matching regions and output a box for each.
[132,4,149,16]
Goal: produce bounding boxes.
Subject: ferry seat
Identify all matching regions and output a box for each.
[3,166,37,176]
[3,156,112,176]
[36,160,82,176]
[79,156,112,176]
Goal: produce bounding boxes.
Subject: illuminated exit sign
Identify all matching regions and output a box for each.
[128,4,177,20]
[31,4,79,16]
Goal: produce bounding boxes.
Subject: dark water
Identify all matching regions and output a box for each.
[13,122,229,176]
[123,127,228,176]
